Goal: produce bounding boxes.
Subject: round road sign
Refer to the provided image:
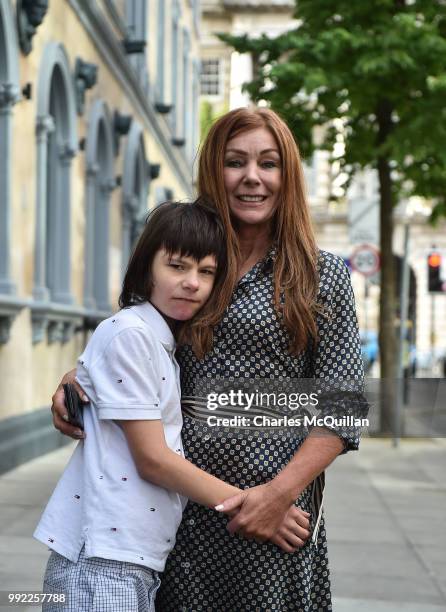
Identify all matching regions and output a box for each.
[350,244,381,277]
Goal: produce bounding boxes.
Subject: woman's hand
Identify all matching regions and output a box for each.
[51,369,88,439]
[215,481,294,541]
[215,485,311,552]
[270,505,311,553]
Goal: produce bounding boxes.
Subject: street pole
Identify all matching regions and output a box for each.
[430,293,436,363]
[394,221,410,447]
[364,278,369,339]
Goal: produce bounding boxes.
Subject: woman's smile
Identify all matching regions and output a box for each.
[224,127,282,228]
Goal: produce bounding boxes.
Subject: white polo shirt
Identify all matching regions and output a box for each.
[34,302,186,572]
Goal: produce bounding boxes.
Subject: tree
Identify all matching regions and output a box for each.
[200,100,229,142]
[220,0,446,431]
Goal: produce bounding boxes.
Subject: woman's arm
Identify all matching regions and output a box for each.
[120,419,241,508]
[218,429,342,540]
[219,254,364,539]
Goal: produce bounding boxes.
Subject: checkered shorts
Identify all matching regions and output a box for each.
[42,546,160,611]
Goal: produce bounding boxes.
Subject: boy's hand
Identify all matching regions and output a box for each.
[51,369,89,439]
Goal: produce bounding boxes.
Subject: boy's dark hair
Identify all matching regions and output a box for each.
[119,198,227,317]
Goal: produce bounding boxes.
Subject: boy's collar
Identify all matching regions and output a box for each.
[133,302,175,351]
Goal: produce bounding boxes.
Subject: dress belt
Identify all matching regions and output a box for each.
[181,396,291,422]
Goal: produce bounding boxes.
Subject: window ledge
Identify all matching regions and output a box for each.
[0,295,28,344]
[30,301,113,344]
[83,308,114,331]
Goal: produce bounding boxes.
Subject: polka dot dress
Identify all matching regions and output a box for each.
[156,249,364,612]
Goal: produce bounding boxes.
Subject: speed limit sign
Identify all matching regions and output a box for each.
[350,244,381,277]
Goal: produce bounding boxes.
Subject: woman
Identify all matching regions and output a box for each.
[52,108,364,611]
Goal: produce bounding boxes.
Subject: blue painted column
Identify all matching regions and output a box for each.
[83,162,99,310]
[0,83,19,295]
[33,114,54,303]
[51,143,76,304]
[93,176,114,311]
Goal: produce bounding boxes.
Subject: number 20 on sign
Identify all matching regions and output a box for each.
[350,244,381,277]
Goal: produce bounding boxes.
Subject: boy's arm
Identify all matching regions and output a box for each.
[119,419,241,508]
[121,420,311,551]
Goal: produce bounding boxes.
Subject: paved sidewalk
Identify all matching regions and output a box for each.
[0,437,445,611]
[325,437,446,611]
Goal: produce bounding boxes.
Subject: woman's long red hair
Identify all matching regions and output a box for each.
[182,107,320,357]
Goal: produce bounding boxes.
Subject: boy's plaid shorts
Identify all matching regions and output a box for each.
[42,546,160,611]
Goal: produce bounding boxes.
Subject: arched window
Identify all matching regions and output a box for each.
[31,42,78,343]
[0,0,23,344]
[122,122,150,273]
[33,43,77,305]
[84,101,115,313]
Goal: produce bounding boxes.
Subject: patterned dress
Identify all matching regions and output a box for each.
[156,249,364,612]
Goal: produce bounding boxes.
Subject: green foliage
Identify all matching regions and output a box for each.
[200,100,215,142]
[219,0,446,219]
[199,100,230,143]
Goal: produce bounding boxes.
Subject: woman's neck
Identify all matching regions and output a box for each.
[236,224,273,279]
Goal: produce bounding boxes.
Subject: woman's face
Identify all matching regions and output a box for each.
[223,127,282,230]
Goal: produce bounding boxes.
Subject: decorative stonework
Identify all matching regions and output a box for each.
[155,102,173,114]
[59,143,77,164]
[16,0,49,56]
[123,194,140,216]
[86,162,99,178]
[99,178,117,194]
[122,38,146,54]
[0,83,20,108]
[0,296,27,345]
[113,110,132,154]
[149,163,161,180]
[172,137,186,147]
[74,58,98,115]
[35,114,55,140]
[30,302,85,345]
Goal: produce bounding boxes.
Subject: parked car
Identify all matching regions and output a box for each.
[360,330,378,373]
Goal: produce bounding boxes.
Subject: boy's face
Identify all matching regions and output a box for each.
[150,249,217,321]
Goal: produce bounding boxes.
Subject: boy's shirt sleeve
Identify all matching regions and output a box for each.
[82,326,162,421]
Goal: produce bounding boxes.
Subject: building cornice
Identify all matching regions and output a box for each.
[202,0,294,15]
[224,0,294,10]
[67,0,192,193]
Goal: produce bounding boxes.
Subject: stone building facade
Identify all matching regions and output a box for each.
[0,0,201,472]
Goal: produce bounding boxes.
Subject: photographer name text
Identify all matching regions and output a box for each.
[206,415,369,428]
